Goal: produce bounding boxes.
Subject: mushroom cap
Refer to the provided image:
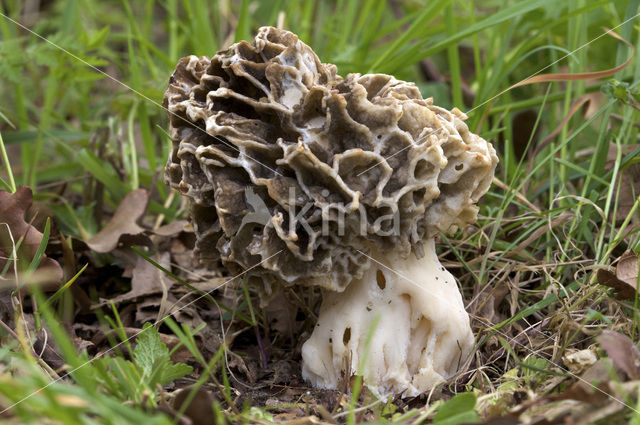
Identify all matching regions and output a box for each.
[164,26,498,295]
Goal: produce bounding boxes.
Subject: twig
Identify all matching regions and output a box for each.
[492,177,541,213]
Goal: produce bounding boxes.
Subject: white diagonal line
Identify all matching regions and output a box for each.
[0,249,283,414]
[355,248,640,415]
[1,6,637,416]
[0,12,283,178]
[356,13,640,177]
[0,12,288,413]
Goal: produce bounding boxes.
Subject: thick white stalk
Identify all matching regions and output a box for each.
[301,239,474,398]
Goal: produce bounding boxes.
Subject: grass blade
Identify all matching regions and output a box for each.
[0,131,16,193]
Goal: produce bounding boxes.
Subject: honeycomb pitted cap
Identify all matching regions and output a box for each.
[164,26,498,296]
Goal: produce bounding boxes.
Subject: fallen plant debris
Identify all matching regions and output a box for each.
[615,250,639,291]
[164,25,498,398]
[0,2,640,425]
[598,330,640,380]
[0,186,63,285]
[169,386,218,425]
[597,250,639,301]
[86,188,151,253]
[104,252,174,305]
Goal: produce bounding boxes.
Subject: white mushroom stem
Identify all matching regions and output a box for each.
[301,239,474,398]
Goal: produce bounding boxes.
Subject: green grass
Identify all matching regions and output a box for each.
[1,0,640,424]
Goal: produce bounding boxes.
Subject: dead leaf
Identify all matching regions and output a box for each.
[111,252,174,304]
[86,189,151,253]
[580,358,615,388]
[130,252,173,295]
[266,292,298,338]
[228,351,258,385]
[598,330,640,380]
[172,386,217,425]
[469,278,510,325]
[168,238,198,270]
[0,186,63,286]
[597,250,639,300]
[597,269,631,300]
[132,291,203,326]
[616,250,639,289]
[159,333,193,364]
[270,360,297,386]
[546,359,613,406]
[153,220,189,237]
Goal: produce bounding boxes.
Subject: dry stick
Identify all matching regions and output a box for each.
[514,211,574,253]
[474,27,634,131]
[510,29,634,90]
[488,24,636,135]
[476,28,640,133]
[0,10,638,417]
[492,176,541,213]
[611,112,640,127]
[627,93,640,110]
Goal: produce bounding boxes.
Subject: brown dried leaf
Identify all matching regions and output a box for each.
[598,330,640,380]
[86,189,151,253]
[469,282,509,325]
[133,253,170,289]
[616,250,639,288]
[270,360,297,386]
[0,186,62,286]
[168,238,198,271]
[172,386,217,425]
[153,220,189,237]
[159,333,193,364]
[265,292,298,338]
[597,269,633,300]
[32,321,95,372]
[127,252,174,301]
[554,359,613,404]
[133,294,197,326]
[597,250,639,300]
[228,351,258,384]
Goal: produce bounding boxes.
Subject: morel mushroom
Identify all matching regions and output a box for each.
[164,26,498,397]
